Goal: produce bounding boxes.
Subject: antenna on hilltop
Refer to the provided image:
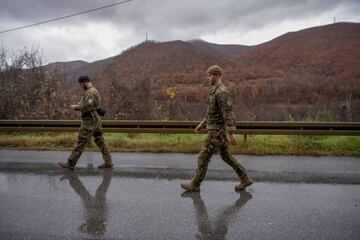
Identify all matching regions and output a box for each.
[146,32,148,41]
[334,17,336,23]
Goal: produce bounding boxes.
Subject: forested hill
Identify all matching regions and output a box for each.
[1,23,359,121]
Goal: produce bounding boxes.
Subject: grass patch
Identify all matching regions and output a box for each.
[106,133,205,153]
[0,132,359,157]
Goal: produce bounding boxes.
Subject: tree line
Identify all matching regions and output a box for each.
[0,46,357,121]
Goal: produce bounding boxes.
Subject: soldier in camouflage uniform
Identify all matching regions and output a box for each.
[59,76,112,170]
[181,65,253,192]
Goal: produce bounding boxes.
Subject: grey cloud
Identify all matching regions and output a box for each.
[107,0,356,40]
[1,0,358,36]
[0,0,353,29]
[0,0,107,21]
[0,0,359,62]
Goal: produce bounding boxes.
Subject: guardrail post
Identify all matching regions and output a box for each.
[243,134,248,147]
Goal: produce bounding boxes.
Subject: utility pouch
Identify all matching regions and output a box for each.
[96,107,106,117]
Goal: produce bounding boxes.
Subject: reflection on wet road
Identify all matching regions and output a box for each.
[0,170,360,239]
[181,191,252,240]
[63,171,112,236]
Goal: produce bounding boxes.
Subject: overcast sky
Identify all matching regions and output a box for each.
[1,0,359,63]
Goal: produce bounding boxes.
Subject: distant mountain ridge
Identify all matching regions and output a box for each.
[44,55,118,80]
[46,22,360,80]
[45,60,88,72]
[188,39,253,58]
[45,22,360,121]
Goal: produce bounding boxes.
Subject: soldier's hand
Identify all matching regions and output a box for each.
[70,105,78,111]
[228,134,239,145]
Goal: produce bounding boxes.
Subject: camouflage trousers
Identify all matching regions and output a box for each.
[68,119,111,166]
[192,129,247,187]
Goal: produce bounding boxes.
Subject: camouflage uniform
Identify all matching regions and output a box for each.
[68,87,111,166]
[192,83,247,187]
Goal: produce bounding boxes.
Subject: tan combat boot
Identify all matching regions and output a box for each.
[180,181,200,192]
[235,175,253,191]
[58,160,74,170]
[97,160,113,169]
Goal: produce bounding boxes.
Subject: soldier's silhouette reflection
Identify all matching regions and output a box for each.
[62,170,112,236]
[181,191,252,240]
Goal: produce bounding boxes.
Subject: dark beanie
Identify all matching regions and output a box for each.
[78,75,90,83]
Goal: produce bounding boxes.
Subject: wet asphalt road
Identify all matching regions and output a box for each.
[1,150,360,184]
[0,150,360,239]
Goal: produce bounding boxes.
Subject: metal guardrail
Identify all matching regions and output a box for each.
[0,120,359,136]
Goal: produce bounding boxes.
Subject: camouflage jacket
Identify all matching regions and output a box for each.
[75,87,100,119]
[205,83,236,133]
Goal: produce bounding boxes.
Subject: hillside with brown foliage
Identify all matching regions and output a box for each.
[93,40,282,120]
[90,23,359,121]
[239,22,360,76]
[94,40,233,119]
[1,23,359,121]
[235,22,360,120]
